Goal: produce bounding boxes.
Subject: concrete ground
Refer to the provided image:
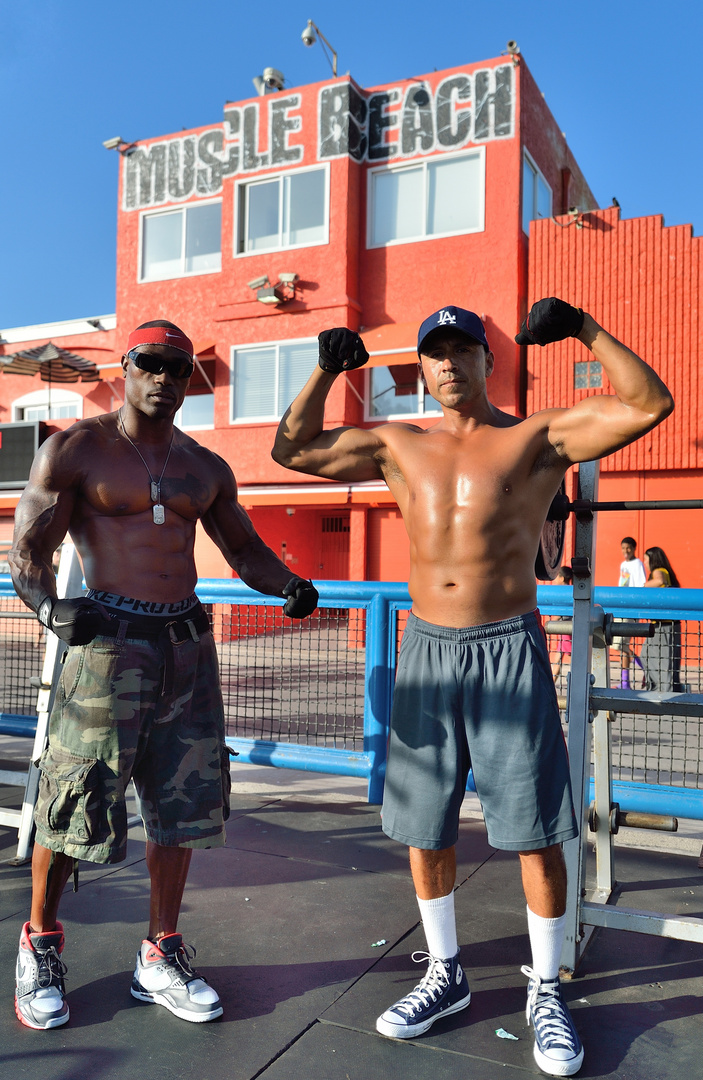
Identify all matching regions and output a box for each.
[1,740,703,1080]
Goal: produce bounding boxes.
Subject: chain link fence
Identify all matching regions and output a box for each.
[550,617,703,789]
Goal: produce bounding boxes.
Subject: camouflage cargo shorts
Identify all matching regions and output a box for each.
[34,629,231,864]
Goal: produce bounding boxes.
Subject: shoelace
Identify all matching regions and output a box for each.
[392,952,450,1018]
[521,965,578,1051]
[35,947,67,989]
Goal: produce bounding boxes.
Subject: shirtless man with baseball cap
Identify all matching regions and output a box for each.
[10,319,318,1030]
[272,299,673,1076]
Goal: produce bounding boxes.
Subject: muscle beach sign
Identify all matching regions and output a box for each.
[123,65,514,211]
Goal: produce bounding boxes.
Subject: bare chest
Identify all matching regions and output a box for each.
[387,431,542,519]
[78,444,215,523]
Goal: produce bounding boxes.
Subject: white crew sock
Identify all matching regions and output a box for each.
[417,892,458,960]
[526,906,566,982]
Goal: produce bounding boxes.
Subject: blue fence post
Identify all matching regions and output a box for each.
[364,592,391,804]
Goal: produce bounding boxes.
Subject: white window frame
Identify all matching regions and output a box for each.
[522,150,552,235]
[366,147,486,250]
[11,388,83,422]
[363,365,442,422]
[230,336,317,424]
[175,390,215,431]
[233,163,330,257]
[138,198,222,283]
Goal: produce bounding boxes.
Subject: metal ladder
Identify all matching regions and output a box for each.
[0,545,83,863]
[560,460,703,974]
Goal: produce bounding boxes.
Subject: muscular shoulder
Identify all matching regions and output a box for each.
[173,431,236,491]
[516,408,568,471]
[32,414,117,486]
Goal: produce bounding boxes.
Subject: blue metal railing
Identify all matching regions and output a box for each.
[3,576,703,816]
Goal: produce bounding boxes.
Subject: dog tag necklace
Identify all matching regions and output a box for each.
[119,410,174,525]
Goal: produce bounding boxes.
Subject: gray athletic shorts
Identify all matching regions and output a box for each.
[381,611,578,852]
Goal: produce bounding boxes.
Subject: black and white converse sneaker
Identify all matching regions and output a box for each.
[15,921,69,1030]
[131,934,222,1022]
[376,950,471,1038]
[522,965,584,1076]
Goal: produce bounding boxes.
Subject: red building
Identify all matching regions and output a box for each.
[3,52,696,587]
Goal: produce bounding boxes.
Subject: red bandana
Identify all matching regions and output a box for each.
[126,326,193,357]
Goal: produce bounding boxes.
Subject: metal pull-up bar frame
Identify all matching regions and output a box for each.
[561,460,703,975]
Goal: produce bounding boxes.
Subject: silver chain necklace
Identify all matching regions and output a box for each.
[118,409,174,525]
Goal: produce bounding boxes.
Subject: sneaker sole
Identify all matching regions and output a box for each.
[131,986,223,1023]
[15,995,69,1030]
[533,1042,584,1077]
[375,990,471,1039]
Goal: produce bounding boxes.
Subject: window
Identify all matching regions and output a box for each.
[522,152,552,234]
[574,361,602,389]
[141,201,221,281]
[231,339,316,421]
[365,364,440,420]
[368,150,484,248]
[12,389,82,422]
[176,358,216,429]
[236,166,328,254]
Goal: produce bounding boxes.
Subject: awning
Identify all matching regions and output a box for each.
[193,341,217,358]
[361,322,418,368]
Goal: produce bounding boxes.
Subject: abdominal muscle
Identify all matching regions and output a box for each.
[71,508,199,603]
[403,505,543,628]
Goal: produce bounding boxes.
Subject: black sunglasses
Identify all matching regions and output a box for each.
[126,348,194,380]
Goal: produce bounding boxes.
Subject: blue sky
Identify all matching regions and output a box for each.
[1,0,700,329]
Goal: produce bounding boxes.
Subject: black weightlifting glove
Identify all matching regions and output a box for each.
[37,596,111,646]
[281,577,319,620]
[515,297,584,346]
[318,328,369,374]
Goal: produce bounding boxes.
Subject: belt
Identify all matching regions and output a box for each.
[98,604,211,694]
[100,605,211,645]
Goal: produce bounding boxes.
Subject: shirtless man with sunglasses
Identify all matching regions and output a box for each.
[9,319,318,1031]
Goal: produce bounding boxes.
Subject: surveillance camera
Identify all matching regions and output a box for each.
[506,40,520,54]
[301,20,316,47]
[262,67,284,91]
[279,272,299,284]
[247,275,270,290]
[102,136,124,150]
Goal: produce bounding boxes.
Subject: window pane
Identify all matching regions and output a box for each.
[181,393,214,427]
[537,174,552,221]
[574,362,588,389]
[233,347,276,418]
[22,406,48,421]
[588,361,603,388]
[370,366,419,416]
[522,158,536,234]
[185,203,221,273]
[142,211,183,280]
[285,170,326,246]
[427,154,482,235]
[277,342,317,415]
[247,180,280,251]
[372,167,423,245]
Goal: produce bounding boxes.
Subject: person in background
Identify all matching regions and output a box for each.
[617,537,647,688]
[640,546,682,692]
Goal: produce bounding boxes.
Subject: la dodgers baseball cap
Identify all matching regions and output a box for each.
[417,306,489,355]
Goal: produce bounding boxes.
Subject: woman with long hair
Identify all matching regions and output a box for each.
[640,546,682,691]
[643,546,681,589]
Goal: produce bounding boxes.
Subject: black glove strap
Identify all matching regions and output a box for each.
[36,597,54,629]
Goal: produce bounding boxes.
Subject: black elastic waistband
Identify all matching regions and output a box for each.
[86,589,199,617]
